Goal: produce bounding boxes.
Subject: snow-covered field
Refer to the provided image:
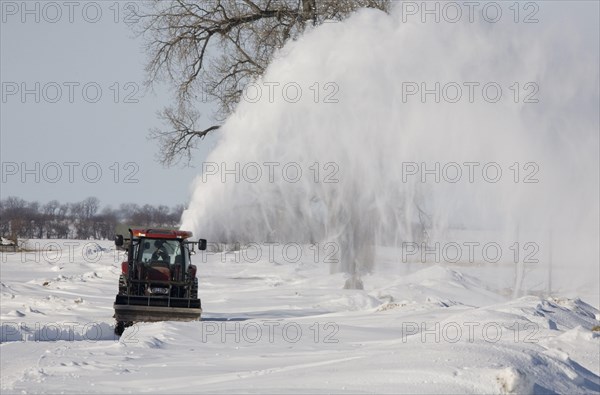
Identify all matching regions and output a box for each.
[1,240,598,394]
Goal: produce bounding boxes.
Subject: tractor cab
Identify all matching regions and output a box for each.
[133,237,191,283]
[113,228,207,335]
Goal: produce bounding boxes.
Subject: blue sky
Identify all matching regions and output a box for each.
[1,1,218,208]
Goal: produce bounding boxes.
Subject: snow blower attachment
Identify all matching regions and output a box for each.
[113,228,207,336]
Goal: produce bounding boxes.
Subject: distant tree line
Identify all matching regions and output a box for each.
[0,196,185,240]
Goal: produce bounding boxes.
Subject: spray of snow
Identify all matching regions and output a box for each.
[182,4,599,294]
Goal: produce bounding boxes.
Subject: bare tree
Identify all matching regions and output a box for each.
[0,197,27,238]
[169,204,186,224]
[1,197,188,240]
[82,197,100,220]
[139,0,390,165]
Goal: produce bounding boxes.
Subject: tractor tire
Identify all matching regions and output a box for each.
[118,275,127,295]
[114,321,125,336]
[114,321,133,337]
[191,278,198,299]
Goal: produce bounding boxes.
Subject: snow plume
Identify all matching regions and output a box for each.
[183,3,599,292]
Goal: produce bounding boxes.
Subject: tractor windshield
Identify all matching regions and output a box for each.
[137,238,188,269]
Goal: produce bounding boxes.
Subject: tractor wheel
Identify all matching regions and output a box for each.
[118,275,128,295]
[191,278,198,299]
[114,321,125,337]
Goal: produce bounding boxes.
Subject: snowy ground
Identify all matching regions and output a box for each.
[1,240,599,394]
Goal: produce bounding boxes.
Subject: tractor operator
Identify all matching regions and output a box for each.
[151,240,170,262]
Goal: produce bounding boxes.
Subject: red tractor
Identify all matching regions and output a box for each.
[113,228,207,336]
